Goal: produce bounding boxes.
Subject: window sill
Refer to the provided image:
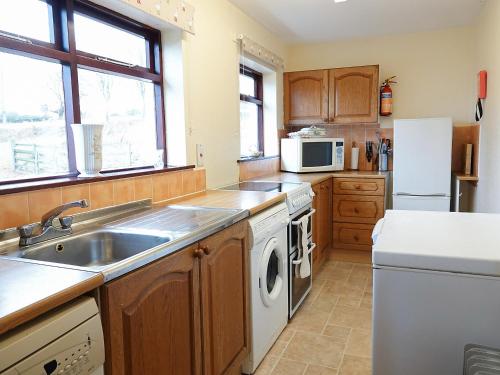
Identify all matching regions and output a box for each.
[0,165,195,195]
[237,155,279,163]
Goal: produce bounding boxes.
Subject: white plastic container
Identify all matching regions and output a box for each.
[351,147,359,170]
[71,123,103,177]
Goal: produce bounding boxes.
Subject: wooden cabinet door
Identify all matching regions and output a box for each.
[100,245,202,375]
[311,183,321,267]
[329,65,379,124]
[199,221,250,375]
[284,70,329,125]
[319,179,333,254]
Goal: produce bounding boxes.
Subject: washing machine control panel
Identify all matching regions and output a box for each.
[249,204,289,245]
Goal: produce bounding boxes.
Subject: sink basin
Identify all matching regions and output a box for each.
[18,229,172,268]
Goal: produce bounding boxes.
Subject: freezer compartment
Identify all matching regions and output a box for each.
[372,266,500,375]
[392,194,451,211]
[393,117,452,196]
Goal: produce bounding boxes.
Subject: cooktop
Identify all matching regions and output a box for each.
[220,181,304,193]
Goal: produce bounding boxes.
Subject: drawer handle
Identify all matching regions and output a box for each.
[353,235,359,242]
[354,207,359,214]
[355,185,361,190]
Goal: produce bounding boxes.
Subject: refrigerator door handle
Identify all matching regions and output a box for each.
[394,192,448,197]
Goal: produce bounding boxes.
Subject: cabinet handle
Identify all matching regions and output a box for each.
[193,249,205,258]
[200,246,211,255]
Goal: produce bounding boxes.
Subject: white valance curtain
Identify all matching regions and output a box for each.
[90,0,195,34]
[238,35,284,70]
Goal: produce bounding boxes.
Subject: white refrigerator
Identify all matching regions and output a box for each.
[393,117,452,211]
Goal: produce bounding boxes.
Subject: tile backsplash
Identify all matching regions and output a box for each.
[0,168,206,230]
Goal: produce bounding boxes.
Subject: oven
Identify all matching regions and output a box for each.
[288,205,315,318]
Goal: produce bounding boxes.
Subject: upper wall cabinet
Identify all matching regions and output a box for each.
[329,65,379,124]
[284,70,329,125]
[283,65,379,125]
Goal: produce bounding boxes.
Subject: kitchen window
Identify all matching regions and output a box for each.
[239,64,263,158]
[0,0,165,183]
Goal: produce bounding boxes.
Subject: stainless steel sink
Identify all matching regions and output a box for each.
[0,200,249,281]
[17,229,172,268]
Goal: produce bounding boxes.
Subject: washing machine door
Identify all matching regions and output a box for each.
[259,237,285,307]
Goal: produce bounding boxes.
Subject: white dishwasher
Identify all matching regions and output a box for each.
[0,296,105,375]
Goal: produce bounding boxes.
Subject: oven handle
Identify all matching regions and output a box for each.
[291,242,317,264]
[291,209,316,226]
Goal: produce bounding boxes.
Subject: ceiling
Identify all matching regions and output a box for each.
[229,0,483,44]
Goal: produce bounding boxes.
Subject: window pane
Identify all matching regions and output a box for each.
[74,13,147,67]
[0,0,52,43]
[240,74,255,96]
[78,69,157,170]
[240,101,259,157]
[0,52,68,181]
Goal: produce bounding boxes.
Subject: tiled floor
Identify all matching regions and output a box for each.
[255,259,373,375]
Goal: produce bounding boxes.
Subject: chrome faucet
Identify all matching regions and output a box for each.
[18,199,89,246]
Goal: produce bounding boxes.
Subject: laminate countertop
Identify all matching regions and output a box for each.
[163,189,287,215]
[0,259,104,335]
[251,171,391,185]
[0,189,286,335]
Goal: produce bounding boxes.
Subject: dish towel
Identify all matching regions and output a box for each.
[298,215,311,279]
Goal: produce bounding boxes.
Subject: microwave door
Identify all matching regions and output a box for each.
[301,141,333,170]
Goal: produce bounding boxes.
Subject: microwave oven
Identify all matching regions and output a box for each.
[281,137,344,173]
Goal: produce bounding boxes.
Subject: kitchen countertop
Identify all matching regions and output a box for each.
[0,190,286,335]
[163,189,287,215]
[251,171,391,185]
[0,259,103,335]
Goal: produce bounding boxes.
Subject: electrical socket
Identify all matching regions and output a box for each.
[196,144,205,167]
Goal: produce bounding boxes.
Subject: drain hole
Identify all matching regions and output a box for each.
[55,243,64,252]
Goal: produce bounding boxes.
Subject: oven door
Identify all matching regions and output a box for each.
[289,246,313,318]
[290,207,314,253]
[288,206,315,318]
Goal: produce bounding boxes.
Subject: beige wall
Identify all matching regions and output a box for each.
[181,0,287,188]
[472,0,500,212]
[287,27,477,128]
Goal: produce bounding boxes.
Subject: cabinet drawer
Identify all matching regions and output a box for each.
[333,223,374,251]
[333,178,385,196]
[333,195,384,224]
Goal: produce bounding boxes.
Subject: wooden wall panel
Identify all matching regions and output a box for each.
[452,123,480,176]
[0,168,207,230]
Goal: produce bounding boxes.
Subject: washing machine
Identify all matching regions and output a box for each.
[242,202,289,374]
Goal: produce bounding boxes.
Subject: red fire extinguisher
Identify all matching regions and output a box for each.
[380,76,397,116]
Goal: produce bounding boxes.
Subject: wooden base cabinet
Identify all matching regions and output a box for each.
[332,177,385,256]
[199,221,250,375]
[100,221,249,375]
[312,179,333,270]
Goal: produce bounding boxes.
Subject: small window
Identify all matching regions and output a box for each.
[0,0,53,43]
[0,52,68,180]
[78,69,158,170]
[239,65,263,157]
[74,13,148,67]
